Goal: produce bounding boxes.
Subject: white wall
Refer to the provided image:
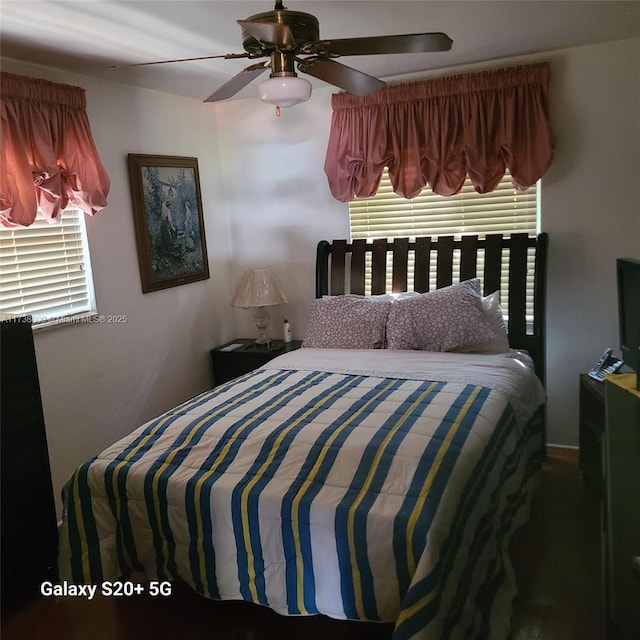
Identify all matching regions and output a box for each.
[212,37,640,447]
[542,38,640,445]
[214,90,350,340]
[2,59,235,515]
[3,36,638,516]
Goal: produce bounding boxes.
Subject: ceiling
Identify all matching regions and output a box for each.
[2,1,639,103]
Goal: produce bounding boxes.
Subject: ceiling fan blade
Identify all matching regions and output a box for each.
[108,53,249,70]
[299,58,385,96]
[238,19,296,50]
[308,32,453,57]
[203,62,269,103]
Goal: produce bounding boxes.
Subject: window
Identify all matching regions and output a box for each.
[0,207,97,328]
[349,170,540,321]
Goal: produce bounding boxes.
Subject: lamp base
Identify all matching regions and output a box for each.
[253,307,271,345]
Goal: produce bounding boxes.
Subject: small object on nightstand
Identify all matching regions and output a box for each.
[283,317,292,343]
[219,342,245,352]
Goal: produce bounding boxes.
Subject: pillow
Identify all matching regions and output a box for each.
[391,291,421,301]
[386,278,498,352]
[303,295,392,349]
[454,290,511,354]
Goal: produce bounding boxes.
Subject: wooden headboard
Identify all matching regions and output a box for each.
[315,232,549,385]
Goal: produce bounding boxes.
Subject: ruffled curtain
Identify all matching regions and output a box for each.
[324,62,553,202]
[1,72,110,227]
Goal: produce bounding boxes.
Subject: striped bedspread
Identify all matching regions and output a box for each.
[58,349,545,640]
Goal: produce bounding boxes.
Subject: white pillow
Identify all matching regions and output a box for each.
[454,290,511,354]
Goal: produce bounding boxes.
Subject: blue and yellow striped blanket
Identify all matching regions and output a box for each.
[59,350,545,640]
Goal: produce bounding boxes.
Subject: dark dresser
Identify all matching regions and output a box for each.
[603,373,640,640]
[579,373,605,493]
[1,317,58,615]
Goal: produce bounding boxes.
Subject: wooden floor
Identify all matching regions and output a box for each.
[510,447,604,640]
[2,447,603,640]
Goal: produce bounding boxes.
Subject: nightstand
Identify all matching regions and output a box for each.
[210,338,302,387]
[579,373,605,493]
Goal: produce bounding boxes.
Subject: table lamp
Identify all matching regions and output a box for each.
[231,268,288,345]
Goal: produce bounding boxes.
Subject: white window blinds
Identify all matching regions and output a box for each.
[0,207,96,326]
[350,170,538,240]
[349,170,539,323]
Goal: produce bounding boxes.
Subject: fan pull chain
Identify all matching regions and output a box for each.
[275,106,281,117]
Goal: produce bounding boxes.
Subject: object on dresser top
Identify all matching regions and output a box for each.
[283,317,292,343]
[588,347,623,382]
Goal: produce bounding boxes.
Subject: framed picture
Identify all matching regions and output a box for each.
[127,154,210,293]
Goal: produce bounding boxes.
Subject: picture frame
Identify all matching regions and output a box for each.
[127,154,210,293]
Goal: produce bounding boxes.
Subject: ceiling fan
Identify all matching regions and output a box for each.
[113,1,452,109]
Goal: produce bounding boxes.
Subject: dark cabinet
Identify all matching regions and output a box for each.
[579,373,605,493]
[603,374,640,640]
[211,338,302,386]
[1,318,58,616]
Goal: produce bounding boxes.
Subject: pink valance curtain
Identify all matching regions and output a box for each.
[324,62,553,202]
[1,73,110,227]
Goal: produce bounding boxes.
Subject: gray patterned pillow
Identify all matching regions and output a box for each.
[303,295,392,349]
[386,279,498,351]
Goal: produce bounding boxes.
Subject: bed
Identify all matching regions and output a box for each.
[58,232,548,640]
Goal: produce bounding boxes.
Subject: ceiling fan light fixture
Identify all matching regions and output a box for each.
[113,3,453,106]
[258,75,312,108]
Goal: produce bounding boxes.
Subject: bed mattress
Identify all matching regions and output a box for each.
[58,348,545,640]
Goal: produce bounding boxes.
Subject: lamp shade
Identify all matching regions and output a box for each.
[231,268,288,309]
[258,76,312,108]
